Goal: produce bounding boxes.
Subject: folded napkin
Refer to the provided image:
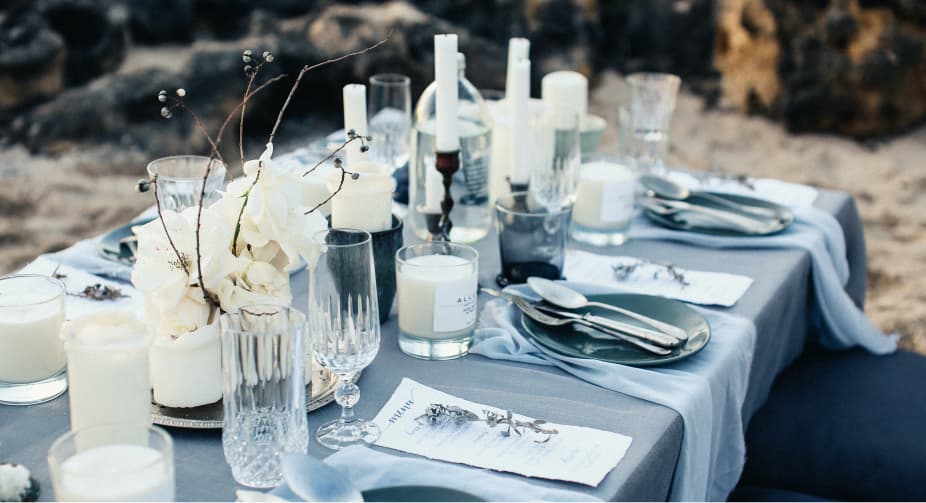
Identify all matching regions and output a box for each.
[565,251,753,307]
[631,204,897,354]
[471,282,757,501]
[269,446,597,501]
[18,256,141,320]
[665,171,819,208]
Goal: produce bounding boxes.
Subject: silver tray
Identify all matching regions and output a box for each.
[152,366,356,429]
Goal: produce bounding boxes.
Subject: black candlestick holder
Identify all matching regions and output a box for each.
[426,150,460,242]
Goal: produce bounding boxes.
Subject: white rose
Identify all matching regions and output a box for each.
[216,258,292,312]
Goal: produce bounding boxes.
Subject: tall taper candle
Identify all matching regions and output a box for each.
[434,34,460,152]
[505,38,530,99]
[509,58,532,185]
[343,83,368,167]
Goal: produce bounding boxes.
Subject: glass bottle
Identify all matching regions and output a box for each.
[409,53,492,243]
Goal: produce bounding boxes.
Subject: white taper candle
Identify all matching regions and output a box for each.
[509,58,531,185]
[505,38,530,99]
[343,84,368,167]
[434,34,460,152]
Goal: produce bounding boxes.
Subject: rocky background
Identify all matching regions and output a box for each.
[0,0,924,350]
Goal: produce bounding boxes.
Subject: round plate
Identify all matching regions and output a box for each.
[643,192,794,236]
[521,293,710,366]
[363,486,484,502]
[152,366,357,429]
[98,218,154,266]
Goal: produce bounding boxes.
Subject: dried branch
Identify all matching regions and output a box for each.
[268,32,392,144]
[416,403,559,444]
[151,174,190,277]
[195,160,221,309]
[304,157,360,215]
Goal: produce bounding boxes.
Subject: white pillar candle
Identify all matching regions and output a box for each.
[434,34,460,152]
[573,160,637,229]
[149,320,222,408]
[0,292,64,383]
[505,37,530,99]
[343,84,368,167]
[541,71,588,129]
[397,254,478,339]
[328,160,396,232]
[509,58,532,185]
[57,444,173,501]
[63,311,151,432]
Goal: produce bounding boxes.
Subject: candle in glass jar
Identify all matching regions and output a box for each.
[573,160,637,230]
[328,160,395,232]
[397,255,477,339]
[0,278,65,384]
[434,34,460,152]
[56,444,173,501]
[63,310,152,432]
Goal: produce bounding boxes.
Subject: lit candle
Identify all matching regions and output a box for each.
[573,159,637,230]
[328,160,395,232]
[397,254,477,339]
[343,84,368,167]
[56,444,173,501]
[509,58,531,185]
[0,276,65,385]
[434,34,459,152]
[505,38,530,99]
[63,311,152,432]
[541,71,588,129]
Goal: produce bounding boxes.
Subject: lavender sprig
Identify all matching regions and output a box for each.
[612,259,690,287]
[416,403,559,443]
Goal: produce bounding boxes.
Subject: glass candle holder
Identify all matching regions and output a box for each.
[0,274,67,405]
[571,154,638,246]
[63,310,152,432]
[396,243,478,360]
[494,192,572,286]
[48,423,175,502]
[220,305,308,488]
[147,155,227,212]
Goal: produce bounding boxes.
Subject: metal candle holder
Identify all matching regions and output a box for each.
[426,150,461,241]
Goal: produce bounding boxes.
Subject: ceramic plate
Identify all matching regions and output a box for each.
[521,293,710,366]
[643,192,793,236]
[97,218,154,266]
[152,367,357,429]
[363,486,484,502]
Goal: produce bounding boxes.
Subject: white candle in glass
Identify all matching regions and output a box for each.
[57,445,172,501]
[509,58,531,185]
[343,83,368,168]
[434,34,460,152]
[328,160,396,232]
[541,71,588,129]
[0,276,65,384]
[573,159,637,229]
[397,255,478,340]
[63,310,152,432]
[505,37,530,99]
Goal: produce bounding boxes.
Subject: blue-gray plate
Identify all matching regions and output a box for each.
[270,484,483,502]
[520,293,710,366]
[643,192,793,236]
[97,218,154,266]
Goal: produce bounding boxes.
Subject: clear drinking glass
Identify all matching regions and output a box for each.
[626,73,681,175]
[309,229,381,450]
[528,111,581,210]
[220,305,308,488]
[368,74,412,174]
[147,155,227,212]
[495,192,573,286]
[48,423,175,502]
[0,274,67,405]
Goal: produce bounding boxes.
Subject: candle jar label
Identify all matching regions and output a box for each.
[432,276,478,332]
[600,181,635,223]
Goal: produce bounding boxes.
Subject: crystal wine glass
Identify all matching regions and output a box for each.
[626,72,681,175]
[528,110,581,210]
[309,228,381,450]
[368,74,411,174]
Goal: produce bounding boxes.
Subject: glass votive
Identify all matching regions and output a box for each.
[48,423,175,502]
[147,155,227,212]
[571,154,638,246]
[62,310,152,432]
[0,274,67,405]
[494,192,572,286]
[396,243,479,360]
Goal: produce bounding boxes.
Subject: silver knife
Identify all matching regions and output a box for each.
[532,304,681,348]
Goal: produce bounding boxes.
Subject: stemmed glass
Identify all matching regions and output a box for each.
[368,74,411,174]
[309,228,381,450]
[626,73,681,175]
[528,111,581,210]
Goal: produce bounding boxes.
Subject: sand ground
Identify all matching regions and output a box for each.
[1,71,923,351]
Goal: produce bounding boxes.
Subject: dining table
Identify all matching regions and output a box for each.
[0,187,867,501]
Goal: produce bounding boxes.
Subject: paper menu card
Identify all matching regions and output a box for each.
[18,256,142,321]
[565,251,753,307]
[371,378,632,487]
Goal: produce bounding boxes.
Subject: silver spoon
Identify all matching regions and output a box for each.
[526,277,689,341]
[282,453,363,502]
[640,174,780,219]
